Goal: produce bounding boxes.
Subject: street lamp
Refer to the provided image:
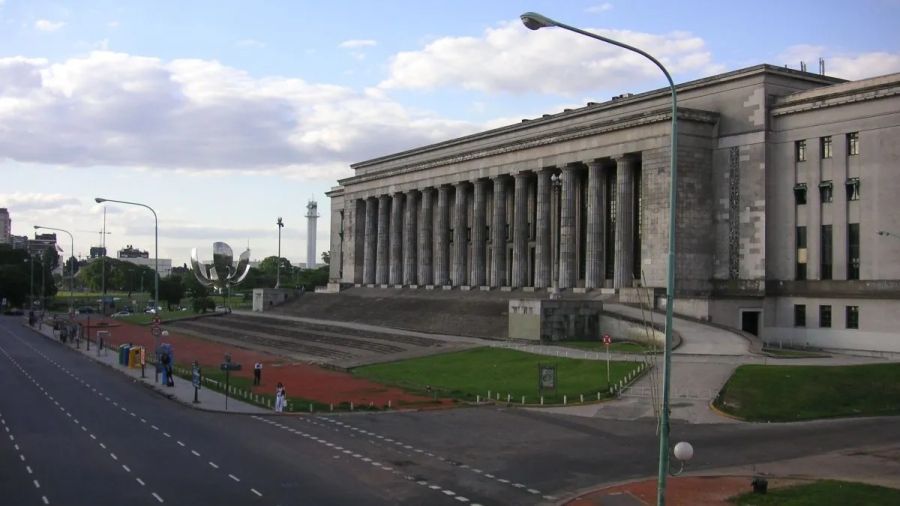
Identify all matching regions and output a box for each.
[521,12,679,505]
[275,217,284,289]
[95,197,158,315]
[34,225,75,313]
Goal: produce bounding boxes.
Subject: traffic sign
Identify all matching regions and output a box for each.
[220,362,242,371]
[151,326,162,337]
[152,315,161,325]
[603,334,612,346]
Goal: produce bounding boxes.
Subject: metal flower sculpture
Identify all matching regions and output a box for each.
[190,242,251,293]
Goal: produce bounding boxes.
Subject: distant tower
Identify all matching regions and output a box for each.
[0,208,10,244]
[305,198,319,269]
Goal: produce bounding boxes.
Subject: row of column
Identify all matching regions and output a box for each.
[359,156,638,290]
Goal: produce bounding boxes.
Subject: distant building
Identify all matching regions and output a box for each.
[306,199,319,269]
[0,208,10,244]
[89,246,107,259]
[117,245,149,259]
[29,233,58,256]
[10,235,28,250]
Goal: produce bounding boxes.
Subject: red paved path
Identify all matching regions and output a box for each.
[567,476,802,505]
[80,317,441,408]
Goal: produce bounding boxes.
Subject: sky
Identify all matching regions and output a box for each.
[2,0,899,267]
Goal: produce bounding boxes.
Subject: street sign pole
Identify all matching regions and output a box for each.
[603,334,612,385]
[220,354,241,412]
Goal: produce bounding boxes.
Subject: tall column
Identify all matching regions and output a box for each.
[435,185,450,286]
[559,165,577,289]
[534,169,552,288]
[376,194,390,285]
[585,161,605,289]
[363,197,377,284]
[471,179,488,287]
[452,182,468,286]
[614,155,636,289]
[418,188,434,285]
[389,192,403,285]
[490,176,507,287]
[512,173,529,288]
[403,190,418,285]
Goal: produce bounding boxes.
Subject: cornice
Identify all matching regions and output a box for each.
[339,107,717,187]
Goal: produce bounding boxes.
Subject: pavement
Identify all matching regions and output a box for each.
[25,317,268,414]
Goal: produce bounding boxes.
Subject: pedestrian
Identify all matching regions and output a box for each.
[253,361,262,385]
[275,382,286,412]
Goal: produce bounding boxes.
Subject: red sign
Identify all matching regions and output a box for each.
[602,334,612,345]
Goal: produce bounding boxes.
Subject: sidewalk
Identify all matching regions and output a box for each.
[24,319,268,414]
[563,443,900,505]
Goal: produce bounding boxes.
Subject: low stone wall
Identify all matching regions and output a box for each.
[252,288,302,312]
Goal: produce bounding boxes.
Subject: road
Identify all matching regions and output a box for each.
[2,315,900,505]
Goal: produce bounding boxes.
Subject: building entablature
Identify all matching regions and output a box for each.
[338,107,718,198]
[772,72,900,117]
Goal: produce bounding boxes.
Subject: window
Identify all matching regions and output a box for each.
[821,136,832,159]
[819,305,832,328]
[819,181,833,203]
[821,224,833,280]
[846,306,859,329]
[848,223,860,280]
[794,304,806,327]
[795,140,807,162]
[796,226,807,280]
[846,178,860,201]
[848,132,859,156]
[794,183,807,205]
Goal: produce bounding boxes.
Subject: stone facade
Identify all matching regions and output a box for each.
[327,65,900,353]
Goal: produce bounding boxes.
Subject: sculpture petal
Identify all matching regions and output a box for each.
[190,248,212,285]
[233,248,251,284]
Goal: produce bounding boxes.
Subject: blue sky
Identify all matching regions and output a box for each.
[2,0,899,266]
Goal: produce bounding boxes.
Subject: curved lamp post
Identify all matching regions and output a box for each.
[34,225,75,313]
[521,12,679,505]
[95,198,158,314]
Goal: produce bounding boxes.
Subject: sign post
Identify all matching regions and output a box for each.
[538,364,557,392]
[220,354,242,411]
[603,334,612,385]
[140,346,146,378]
[151,324,162,382]
[192,361,202,404]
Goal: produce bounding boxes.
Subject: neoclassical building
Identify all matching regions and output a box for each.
[328,64,900,353]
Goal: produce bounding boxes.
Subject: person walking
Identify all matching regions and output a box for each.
[253,362,262,385]
[275,382,286,413]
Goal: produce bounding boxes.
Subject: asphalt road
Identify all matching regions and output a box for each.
[2,315,899,505]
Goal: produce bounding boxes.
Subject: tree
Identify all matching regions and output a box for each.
[258,256,292,276]
[0,245,29,307]
[321,251,330,265]
[158,275,186,310]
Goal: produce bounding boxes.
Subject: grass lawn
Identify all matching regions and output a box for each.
[354,347,644,404]
[560,340,654,354]
[714,363,900,421]
[729,480,900,505]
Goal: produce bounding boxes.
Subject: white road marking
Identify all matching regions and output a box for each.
[209,461,219,469]
[251,488,262,497]
[152,492,164,503]
[229,474,240,482]
[191,450,200,457]
[136,478,146,486]
[122,465,131,472]
[33,479,40,489]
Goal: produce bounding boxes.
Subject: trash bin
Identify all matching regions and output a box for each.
[119,344,131,365]
[128,346,143,368]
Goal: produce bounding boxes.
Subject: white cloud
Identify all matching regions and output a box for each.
[235,38,265,49]
[35,19,65,32]
[0,192,81,211]
[0,51,479,178]
[339,39,377,49]
[778,44,900,80]
[107,20,120,29]
[379,20,718,95]
[586,3,614,13]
